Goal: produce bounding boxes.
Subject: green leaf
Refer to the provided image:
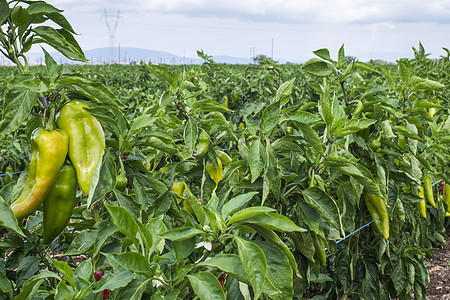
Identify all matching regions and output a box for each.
[159,226,204,241]
[27,2,62,16]
[16,256,40,288]
[147,216,167,256]
[285,110,320,124]
[297,202,320,233]
[302,187,342,234]
[445,117,450,134]
[102,253,151,275]
[288,232,315,262]
[185,186,207,225]
[128,115,158,135]
[64,230,97,256]
[51,259,75,287]
[398,61,411,83]
[297,122,324,156]
[328,162,382,197]
[184,118,198,153]
[55,280,73,300]
[201,248,292,296]
[199,254,250,283]
[235,237,267,299]
[276,78,295,105]
[32,26,87,61]
[136,221,153,259]
[73,81,123,108]
[87,151,115,209]
[145,136,180,155]
[440,135,450,144]
[302,58,332,77]
[392,260,406,295]
[261,101,280,134]
[254,241,293,299]
[249,139,265,182]
[93,220,118,258]
[54,29,83,55]
[393,125,423,141]
[192,99,232,113]
[173,237,196,262]
[0,87,38,135]
[42,47,60,82]
[204,205,225,234]
[93,270,135,293]
[115,276,152,300]
[0,196,25,237]
[319,96,334,130]
[249,224,300,278]
[338,44,345,64]
[264,142,281,201]
[0,0,10,26]
[409,76,445,90]
[239,212,306,233]
[313,48,332,62]
[187,271,226,300]
[48,13,76,33]
[227,206,275,225]
[74,260,92,283]
[11,6,29,27]
[14,271,60,300]
[335,118,377,137]
[220,191,259,218]
[0,272,13,299]
[105,203,140,247]
[310,273,334,283]
[380,119,396,139]
[354,61,379,74]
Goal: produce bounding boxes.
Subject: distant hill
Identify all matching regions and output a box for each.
[84,47,203,65]
[20,47,293,65]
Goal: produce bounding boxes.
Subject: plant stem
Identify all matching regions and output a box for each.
[45,105,56,131]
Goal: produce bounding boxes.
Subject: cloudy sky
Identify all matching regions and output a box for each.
[46,0,450,62]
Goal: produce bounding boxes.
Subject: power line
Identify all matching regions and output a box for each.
[103,9,121,63]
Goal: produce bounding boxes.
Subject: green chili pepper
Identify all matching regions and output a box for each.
[216,150,232,166]
[206,158,223,185]
[193,129,209,158]
[422,176,436,208]
[417,187,427,218]
[11,128,68,220]
[43,164,77,244]
[56,101,105,195]
[311,230,326,266]
[365,191,389,239]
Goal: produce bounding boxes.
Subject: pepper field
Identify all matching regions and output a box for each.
[0,1,450,299]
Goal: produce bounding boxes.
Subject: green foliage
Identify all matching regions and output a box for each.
[0,3,449,298]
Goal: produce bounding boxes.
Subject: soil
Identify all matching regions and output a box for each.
[424,238,450,299]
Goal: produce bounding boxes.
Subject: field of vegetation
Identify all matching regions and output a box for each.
[0,1,450,299]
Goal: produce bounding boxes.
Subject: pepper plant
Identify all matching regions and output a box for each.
[1,1,450,299]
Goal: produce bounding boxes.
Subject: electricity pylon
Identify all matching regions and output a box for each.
[103,10,120,63]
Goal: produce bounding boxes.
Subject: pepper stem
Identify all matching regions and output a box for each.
[45,105,56,131]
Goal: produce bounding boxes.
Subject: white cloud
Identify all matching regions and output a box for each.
[366,22,396,39]
[43,0,450,62]
[49,0,450,24]
[125,0,450,24]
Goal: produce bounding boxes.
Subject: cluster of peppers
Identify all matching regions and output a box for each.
[365,176,450,240]
[10,101,105,244]
[172,129,232,215]
[421,175,450,218]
